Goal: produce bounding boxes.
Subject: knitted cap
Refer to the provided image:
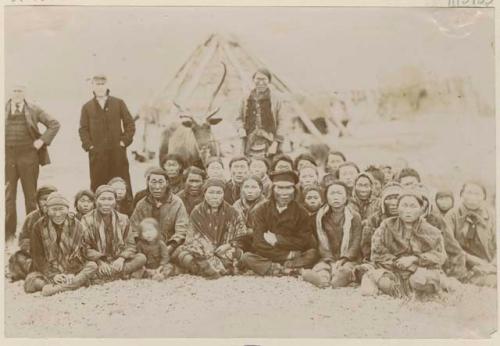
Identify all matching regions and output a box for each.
[147,168,169,181]
[380,182,403,214]
[205,156,224,169]
[46,192,70,208]
[95,185,117,199]
[398,188,424,206]
[203,177,226,192]
[36,185,58,200]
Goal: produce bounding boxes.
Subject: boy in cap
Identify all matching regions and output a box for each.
[24,192,98,296]
[81,185,146,281]
[241,170,318,276]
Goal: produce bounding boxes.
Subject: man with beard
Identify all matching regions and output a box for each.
[24,193,98,296]
[443,181,496,287]
[79,75,135,197]
[177,178,249,278]
[241,170,318,276]
[224,156,250,205]
[8,185,58,282]
[161,154,185,195]
[130,168,190,267]
[177,166,206,215]
[302,181,362,288]
[81,185,146,281]
[236,68,284,158]
[348,172,379,222]
[360,182,402,260]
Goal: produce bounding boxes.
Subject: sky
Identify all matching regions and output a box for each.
[5,6,495,114]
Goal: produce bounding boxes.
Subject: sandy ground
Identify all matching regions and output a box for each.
[4,275,497,338]
[4,112,497,338]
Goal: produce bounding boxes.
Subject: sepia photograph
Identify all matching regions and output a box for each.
[2,2,497,339]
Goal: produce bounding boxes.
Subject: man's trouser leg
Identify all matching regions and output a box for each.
[302,261,332,288]
[24,272,49,294]
[330,261,356,288]
[41,262,99,296]
[17,147,39,216]
[284,249,319,269]
[122,253,147,275]
[8,250,33,281]
[5,148,19,241]
[241,252,274,276]
[409,268,442,294]
[89,149,110,192]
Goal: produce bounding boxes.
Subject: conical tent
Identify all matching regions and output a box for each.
[139,33,328,156]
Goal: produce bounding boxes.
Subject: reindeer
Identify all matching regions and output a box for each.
[159,62,227,169]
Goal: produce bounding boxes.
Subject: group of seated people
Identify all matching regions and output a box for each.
[7,150,497,299]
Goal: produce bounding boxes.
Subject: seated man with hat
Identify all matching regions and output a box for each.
[241,170,318,276]
[81,185,146,281]
[24,192,98,296]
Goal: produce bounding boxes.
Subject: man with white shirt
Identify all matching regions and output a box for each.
[5,84,60,243]
[241,170,318,276]
[79,75,135,197]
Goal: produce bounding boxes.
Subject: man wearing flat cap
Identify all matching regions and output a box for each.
[236,68,284,158]
[241,170,318,276]
[79,75,135,198]
[5,84,60,243]
[24,192,98,296]
[80,185,146,281]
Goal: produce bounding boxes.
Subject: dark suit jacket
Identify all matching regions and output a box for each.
[5,100,61,166]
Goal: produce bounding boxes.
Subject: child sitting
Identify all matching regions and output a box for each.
[136,218,173,281]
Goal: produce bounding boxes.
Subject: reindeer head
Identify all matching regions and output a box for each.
[173,62,227,165]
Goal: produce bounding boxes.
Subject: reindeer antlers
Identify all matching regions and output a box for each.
[206,62,227,117]
[172,62,227,120]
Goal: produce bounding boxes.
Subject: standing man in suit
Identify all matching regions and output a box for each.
[79,75,135,199]
[5,84,60,243]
